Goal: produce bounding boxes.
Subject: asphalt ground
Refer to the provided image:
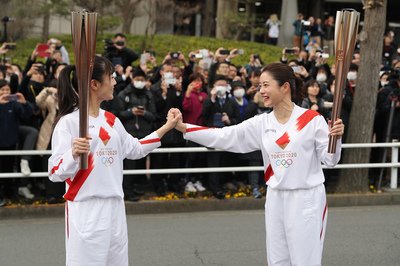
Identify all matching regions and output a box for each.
[1,205,400,266]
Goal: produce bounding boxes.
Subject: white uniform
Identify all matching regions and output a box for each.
[184,105,341,266]
[48,109,161,266]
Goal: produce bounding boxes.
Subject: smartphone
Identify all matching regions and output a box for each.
[193,82,202,90]
[7,94,19,102]
[234,49,244,55]
[170,52,180,59]
[285,48,296,55]
[136,106,145,110]
[36,43,51,58]
[291,66,301,73]
[194,53,203,59]
[140,54,148,65]
[199,49,209,57]
[5,43,16,50]
[220,49,230,55]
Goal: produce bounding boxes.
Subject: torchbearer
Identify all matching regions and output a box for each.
[71,11,98,169]
[48,11,180,266]
[328,9,360,153]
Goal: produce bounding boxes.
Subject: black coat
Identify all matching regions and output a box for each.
[117,84,156,139]
[202,96,240,128]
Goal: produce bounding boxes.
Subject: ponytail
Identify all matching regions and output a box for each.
[54,65,78,127]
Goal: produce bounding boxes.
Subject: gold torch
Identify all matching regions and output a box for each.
[71,11,98,169]
[328,9,360,153]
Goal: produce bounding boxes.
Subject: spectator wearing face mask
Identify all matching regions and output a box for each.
[118,67,156,201]
[315,66,331,98]
[201,76,240,199]
[341,64,359,141]
[150,63,186,195]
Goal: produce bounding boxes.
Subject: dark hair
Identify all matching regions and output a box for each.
[213,75,228,86]
[261,62,303,103]
[54,56,114,126]
[302,79,320,97]
[0,79,9,89]
[114,33,126,39]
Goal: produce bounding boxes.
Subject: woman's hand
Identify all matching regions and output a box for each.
[329,119,345,139]
[72,137,90,159]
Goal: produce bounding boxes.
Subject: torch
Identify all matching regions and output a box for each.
[71,11,98,168]
[328,9,360,153]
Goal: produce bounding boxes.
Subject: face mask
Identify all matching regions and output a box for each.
[316,73,327,82]
[347,72,357,81]
[233,88,245,98]
[134,80,146,89]
[380,81,389,87]
[215,86,227,96]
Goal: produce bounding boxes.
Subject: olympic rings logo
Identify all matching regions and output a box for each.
[275,159,293,168]
[101,156,114,167]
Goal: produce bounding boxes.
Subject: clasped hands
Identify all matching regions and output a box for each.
[165,108,186,133]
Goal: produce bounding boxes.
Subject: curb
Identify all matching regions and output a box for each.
[1,192,400,220]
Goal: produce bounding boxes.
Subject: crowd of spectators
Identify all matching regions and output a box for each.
[1,21,400,205]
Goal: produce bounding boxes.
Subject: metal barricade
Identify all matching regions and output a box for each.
[0,142,399,189]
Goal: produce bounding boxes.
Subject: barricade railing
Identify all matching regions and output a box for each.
[0,142,399,189]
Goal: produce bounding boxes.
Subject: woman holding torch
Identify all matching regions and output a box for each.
[48,55,179,265]
[172,62,344,265]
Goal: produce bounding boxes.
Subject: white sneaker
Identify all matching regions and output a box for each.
[20,159,31,176]
[185,182,197,193]
[193,181,206,192]
[18,187,34,199]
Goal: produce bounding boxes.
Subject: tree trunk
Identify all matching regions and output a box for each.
[122,16,134,34]
[216,0,238,39]
[336,1,387,193]
[42,11,50,42]
[202,0,215,37]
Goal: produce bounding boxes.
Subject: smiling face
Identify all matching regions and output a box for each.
[259,71,289,107]
[91,73,116,102]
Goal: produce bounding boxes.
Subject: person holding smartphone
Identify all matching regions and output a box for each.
[0,80,33,205]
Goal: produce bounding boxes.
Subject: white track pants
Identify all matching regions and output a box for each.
[65,198,128,266]
[265,184,327,266]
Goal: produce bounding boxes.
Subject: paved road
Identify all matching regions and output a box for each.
[1,205,400,266]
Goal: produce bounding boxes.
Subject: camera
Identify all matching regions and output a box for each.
[285,48,297,55]
[319,53,330,59]
[103,39,116,54]
[170,52,181,59]
[253,54,260,59]
[220,49,230,55]
[233,49,244,55]
[5,43,16,50]
[301,20,311,26]
[7,94,18,102]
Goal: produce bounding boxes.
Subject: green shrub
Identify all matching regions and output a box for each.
[5,34,291,68]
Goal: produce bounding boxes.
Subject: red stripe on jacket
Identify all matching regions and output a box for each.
[296,110,319,131]
[105,111,116,127]
[186,126,210,133]
[50,159,63,175]
[320,203,328,239]
[64,154,94,201]
[139,138,160,145]
[264,164,274,182]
